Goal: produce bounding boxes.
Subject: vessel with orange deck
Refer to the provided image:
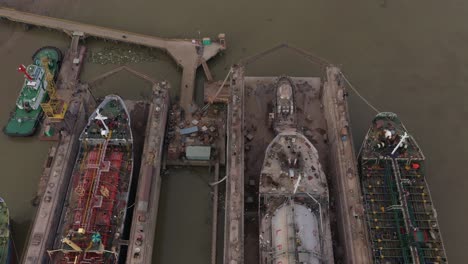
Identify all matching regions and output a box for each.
[48,95,133,263]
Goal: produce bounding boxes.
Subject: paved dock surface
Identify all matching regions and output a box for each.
[22,43,88,263]
[126,84,169,264]
[0,7,225,115]
[223,66,245,264]
[22,100,86,264]
[322,67,372,263]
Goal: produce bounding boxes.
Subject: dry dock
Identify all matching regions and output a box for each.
[223,66,372,263]
[23,101,86,264]
[126,83,169,264]
[2,9,373,260]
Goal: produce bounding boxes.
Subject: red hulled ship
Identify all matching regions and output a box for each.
[49,95,133,263]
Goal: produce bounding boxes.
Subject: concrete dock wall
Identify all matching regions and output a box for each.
[321,67,372,264]
[22,100,86,264]
[223,66,245,264]
[126,84,169,264]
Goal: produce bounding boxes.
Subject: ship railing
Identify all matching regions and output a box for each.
[47,248,118,260]
[360,159,415,263]
[305,192,323,235]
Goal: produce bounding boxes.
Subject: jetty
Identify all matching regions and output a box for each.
[0,7,226,115]
[126,83,169,264]
[223,66,245,264]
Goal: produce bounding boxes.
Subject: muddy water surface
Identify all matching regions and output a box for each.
[1,0,467,262]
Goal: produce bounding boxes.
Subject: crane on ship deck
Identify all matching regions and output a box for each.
[40,57,68,122]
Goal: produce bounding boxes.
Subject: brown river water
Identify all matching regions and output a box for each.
[0,0,467,262]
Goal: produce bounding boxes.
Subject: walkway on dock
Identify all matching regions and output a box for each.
[224,66,245,264]
[127,84,169,264]
[0,7,225,114]
[322,67,372,263]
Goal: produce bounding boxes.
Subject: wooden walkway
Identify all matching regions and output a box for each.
[0,7,225,114]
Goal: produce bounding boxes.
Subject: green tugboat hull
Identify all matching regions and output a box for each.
[3,109,43,137]
[0,197,13,264]
[3,46,61,137]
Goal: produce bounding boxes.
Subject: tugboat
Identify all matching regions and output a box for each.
[273,76,296,132]
[359,112,448,263]
[259,77,334,264]
[3,46,62,137]
[48,95,133,263]
[0,197,13,264]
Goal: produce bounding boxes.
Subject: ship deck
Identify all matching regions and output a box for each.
[19,65,44,102]
[0,199,10,264]
[51,96,133,264]
[360,113,424,160]
[259,131,328,198]
[360,114,447,263]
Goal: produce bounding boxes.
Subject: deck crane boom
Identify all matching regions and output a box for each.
[40,57,68,121]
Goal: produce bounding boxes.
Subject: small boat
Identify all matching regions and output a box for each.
[3,46,62,137]
[359,112,448,263]
[273,76,296,132]
[0,197,13,264]
[49,95,133,263]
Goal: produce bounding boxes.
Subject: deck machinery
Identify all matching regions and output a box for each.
[359,112,447,263]
[48,95,133,263]
[39,56,68,122]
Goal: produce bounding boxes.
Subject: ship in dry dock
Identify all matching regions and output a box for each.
[273,76,296,132]
[359,112,447,263]
[48,95,133,263]
[258,76,334,264]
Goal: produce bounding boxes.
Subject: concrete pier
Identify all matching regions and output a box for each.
[322,67,372,263]
[22,41,87,263]
[126,83,169,264]
[0,7,226,115]
[223,66,245,264]
[223,65,373,264]
[22,100,86,264]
